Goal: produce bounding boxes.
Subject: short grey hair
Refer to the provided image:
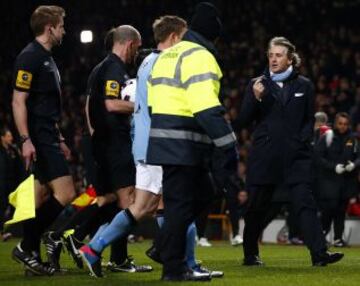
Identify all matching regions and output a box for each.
[268,36,301,68]
[104,25,141,50]
[315,111,328,124]
[114,25,141,43]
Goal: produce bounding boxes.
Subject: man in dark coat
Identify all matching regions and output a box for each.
[315,112,360,247]
[235,36,343,266]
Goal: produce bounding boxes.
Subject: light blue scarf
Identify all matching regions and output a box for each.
[270,65,293,82]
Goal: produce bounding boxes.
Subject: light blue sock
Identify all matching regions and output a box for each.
[186,222,197,269]
[89,210,133,253]
[156,216,197,268]
[90,223,108,244]
[156,215,164,228]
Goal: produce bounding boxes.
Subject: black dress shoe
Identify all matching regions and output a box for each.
[145,245,163,264]
[243,255,264,266]
[312,251,344,266]
[162,269,211,282]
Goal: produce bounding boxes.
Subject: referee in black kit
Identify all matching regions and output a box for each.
[88,25,141,218]
[78,25,143,277]
[11,6,75,275]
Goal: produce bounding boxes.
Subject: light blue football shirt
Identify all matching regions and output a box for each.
[132,52,159,163]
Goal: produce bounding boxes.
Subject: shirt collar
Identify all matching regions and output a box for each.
[33,39,52,56]
[108,53,126,68]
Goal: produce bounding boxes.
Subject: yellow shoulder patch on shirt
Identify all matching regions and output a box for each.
[105,80,120,97]
[16,70,33,90]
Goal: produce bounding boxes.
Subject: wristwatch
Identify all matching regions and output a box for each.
[20,135,30,145]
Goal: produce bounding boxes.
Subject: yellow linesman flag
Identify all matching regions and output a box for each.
[5,174,35,225]
[71,185,97,210]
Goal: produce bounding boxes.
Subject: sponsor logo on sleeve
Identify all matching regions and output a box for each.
[16,70,33,90]
[105,80,120,97]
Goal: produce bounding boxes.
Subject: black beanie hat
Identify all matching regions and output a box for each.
[190,2,222,42]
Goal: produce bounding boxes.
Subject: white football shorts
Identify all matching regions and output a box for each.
[135,162,163,195]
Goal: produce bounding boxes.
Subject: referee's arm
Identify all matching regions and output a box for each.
[103,65,134,114]
[12,50,40,169]
[12,90,36,170]
[12,90,30,139]
[105,98,134,114]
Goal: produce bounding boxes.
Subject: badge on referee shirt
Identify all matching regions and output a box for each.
[105,80,120,97]
[16,70,33,90]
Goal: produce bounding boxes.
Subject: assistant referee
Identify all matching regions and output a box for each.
[11,5,75,275]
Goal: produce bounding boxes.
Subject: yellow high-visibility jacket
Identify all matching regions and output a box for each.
[146,40,236,166]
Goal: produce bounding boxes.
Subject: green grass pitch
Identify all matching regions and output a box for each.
[0,240,359,285]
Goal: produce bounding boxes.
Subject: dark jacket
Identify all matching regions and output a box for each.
[236,69,315,185]
[314,130,360,200]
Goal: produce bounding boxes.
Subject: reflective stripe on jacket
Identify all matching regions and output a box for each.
[146,40,236,166]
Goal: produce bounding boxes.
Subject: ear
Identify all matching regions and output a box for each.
[127,40,134,49]
[170,32,176,39]
[46,24,55,35]
[170,32,179,43]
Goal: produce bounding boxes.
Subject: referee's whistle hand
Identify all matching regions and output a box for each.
[22,140,36,170]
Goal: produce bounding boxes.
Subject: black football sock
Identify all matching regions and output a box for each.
[37,195,64,234]
[110,236,128,265]
[21,218,40,253]
[52,203,100,240]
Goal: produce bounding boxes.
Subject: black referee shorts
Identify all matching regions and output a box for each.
[30,121,70,184]
[92,133,135,195]
[33,143,70,184]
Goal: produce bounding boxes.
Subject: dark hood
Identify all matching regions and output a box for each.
[182,29,218,58]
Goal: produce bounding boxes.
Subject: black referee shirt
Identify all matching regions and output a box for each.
[12,40,62,123]
[88,53,130,136]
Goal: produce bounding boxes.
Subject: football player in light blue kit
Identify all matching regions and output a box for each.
[80,16,222,279]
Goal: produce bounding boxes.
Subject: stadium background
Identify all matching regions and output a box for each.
[1,1,360,285]
[0,0,360,211]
